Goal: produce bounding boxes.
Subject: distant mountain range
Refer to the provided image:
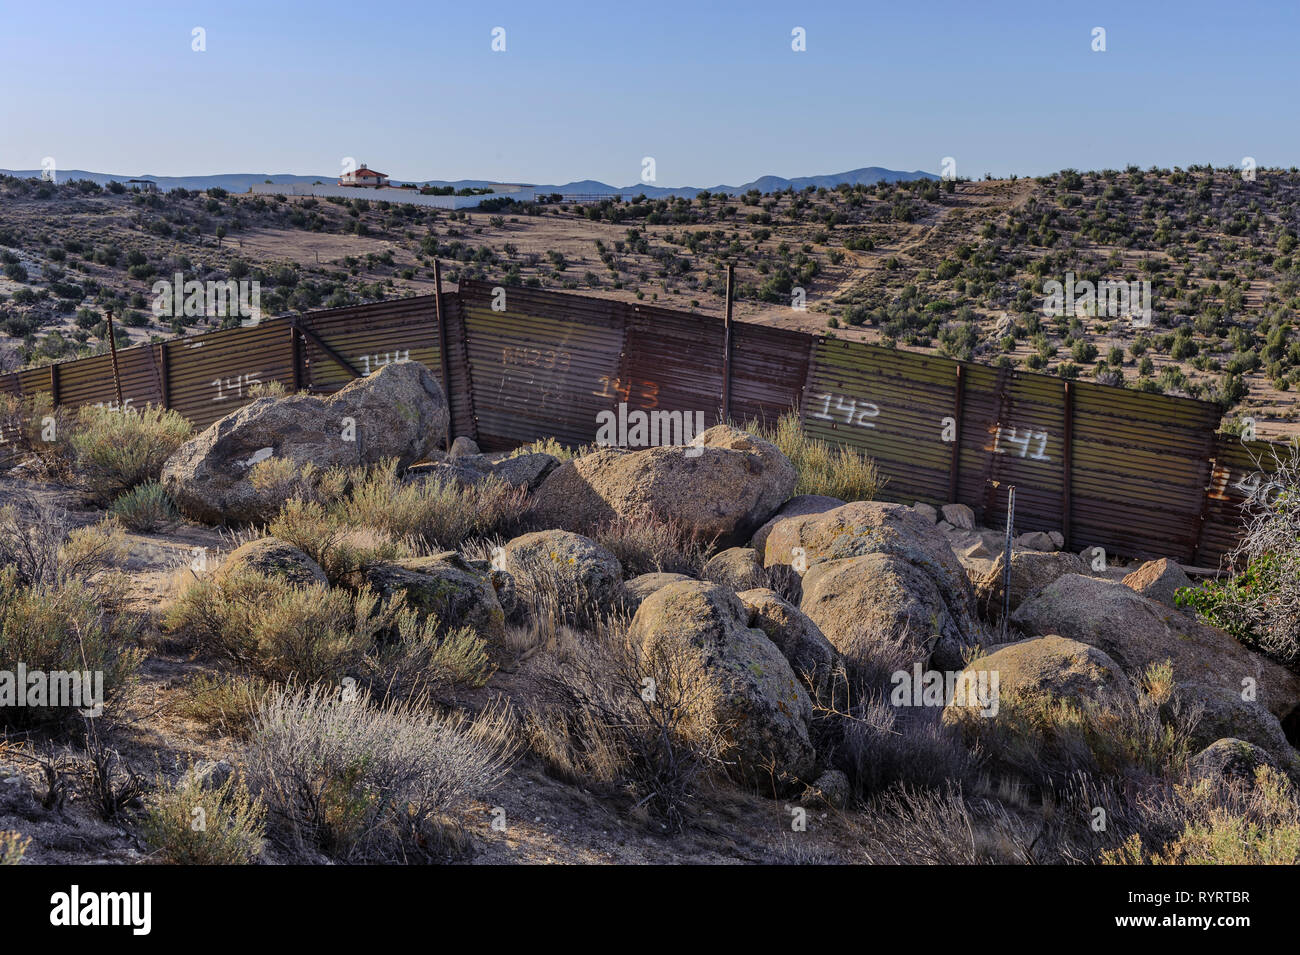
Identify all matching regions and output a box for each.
[0,165,936,197]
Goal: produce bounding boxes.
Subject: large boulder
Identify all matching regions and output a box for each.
[1122,558,1194,609]
[701,547,767,593]
[214,536,328,587]
[352,551,506,640]
[800,553,970,672]
[1189,738,1278,786]
[943,635,1130,729]
[407,450,559,493]
[973,550,1089,622]
[1170,682,1299,768]
[623,572,694,612]
[500,530,623,623]
[763,501,979,665]
[529,425,796,545]
[749,495,845,554]
[629,580,816,788]
[1010,574,1300,725]
[736,588,838,696]
[162,361,448,524]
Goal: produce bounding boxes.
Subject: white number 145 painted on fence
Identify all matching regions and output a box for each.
[810,393,880,428]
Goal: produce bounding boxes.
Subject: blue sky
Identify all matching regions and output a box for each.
[2,0,1297,185]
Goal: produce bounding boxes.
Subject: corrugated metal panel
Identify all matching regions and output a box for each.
[1197,435,1293,567]
[299,295,440,394]
[1068,381,1219,561]
[458,280,625,450]
[729,322,813,426]
[623,302,726,427]
[164,319,297,429]
[804,339,961,506]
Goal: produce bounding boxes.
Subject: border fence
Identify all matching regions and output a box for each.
[0,275,1289,566]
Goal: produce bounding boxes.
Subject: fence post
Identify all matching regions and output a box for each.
[948,363,965,503]
[156,342,171,408]
[1062,380,1074,549]
[1001,485,1016,639]
[289,325,302,392]
[434,260,452,452]
[721,264,734,422]
[106,309,124,408]
[49,363,60,406]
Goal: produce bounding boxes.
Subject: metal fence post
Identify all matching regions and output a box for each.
[106,309,124,408]
[721,264,734,422]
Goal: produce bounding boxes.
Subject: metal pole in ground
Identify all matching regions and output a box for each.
[106,308,124,409]
[1001,485,1016,639]
[721,263,734,424]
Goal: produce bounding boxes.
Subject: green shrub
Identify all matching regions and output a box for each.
[108,481,178,532]
[70,404,192,503]
[139,767,266,865]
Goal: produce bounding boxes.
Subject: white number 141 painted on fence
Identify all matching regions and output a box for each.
[993,425,1050,461]
[810,393,880,428]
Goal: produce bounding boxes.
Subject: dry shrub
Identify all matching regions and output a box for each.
[1105,766,1300,865]
[69,403,192,503]
[751,411,883,501]
[249,459,350,508]
[524,618,730,831]
[267,498,409,582]
[815,681,979,800]
[247,684,515,863]
[339,461,525,549]
[0,497,126,593]
[0,568,142,732]
[165,568,399,684]
[139,765,266,865]
[949,661,1201,790]
[510,436,586,461]
[165,568,493,695]
[108,480,178,532]
[593,512,708,577]
[173,673,271,739]
[858,784,1028,864]
[0,392,75,477]
[0,830,30,865]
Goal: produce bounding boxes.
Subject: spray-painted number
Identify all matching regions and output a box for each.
[993,425,1051,461]
[212,373,262,401]
[1233,471,1285,505]
[357,350,409,374]
[502,345,571,373]
[809,393,879,428]
[594,375,659,409]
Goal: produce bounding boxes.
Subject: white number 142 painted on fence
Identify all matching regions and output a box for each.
[810,393,880,428]
[993,425,1051,461]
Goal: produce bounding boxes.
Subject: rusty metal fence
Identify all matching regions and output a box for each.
[0,277,1288,564]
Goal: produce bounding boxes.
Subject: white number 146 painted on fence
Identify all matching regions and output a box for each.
[810,393,880,428]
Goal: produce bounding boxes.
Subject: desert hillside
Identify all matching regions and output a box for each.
[3,167,1299,438]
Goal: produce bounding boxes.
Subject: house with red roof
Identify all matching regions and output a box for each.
[338,163,389,188]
